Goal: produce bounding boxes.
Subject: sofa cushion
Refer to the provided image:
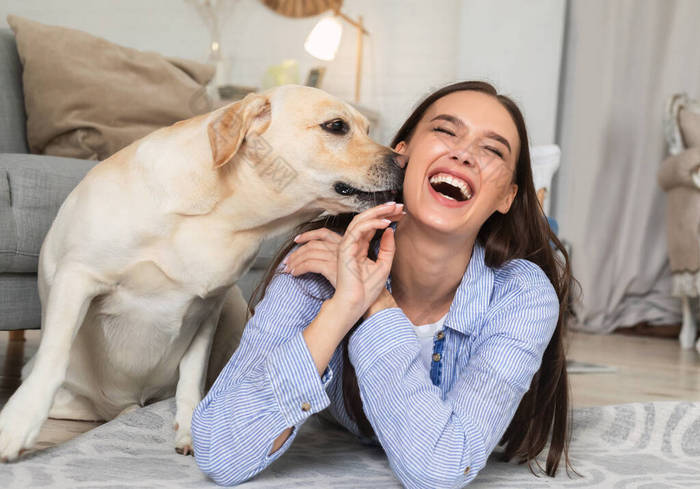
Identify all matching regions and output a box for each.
[0,153,97,273]
[254,232,295,269]
[0,28,29,154]
[7,14,215,161]
[0,273,41,330]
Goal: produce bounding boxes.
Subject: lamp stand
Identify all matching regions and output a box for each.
[336,11,368,103]
[354,15,363,103]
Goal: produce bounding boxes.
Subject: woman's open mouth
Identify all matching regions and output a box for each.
[426,171,475,208]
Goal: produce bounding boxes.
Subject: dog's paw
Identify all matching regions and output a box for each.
[0,394,44,462]
[173,402,196,456]
[175,429,194,456]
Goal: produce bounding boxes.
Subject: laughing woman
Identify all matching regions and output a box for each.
[191,81,579,487]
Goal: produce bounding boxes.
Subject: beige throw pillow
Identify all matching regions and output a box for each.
[7,14,215,160]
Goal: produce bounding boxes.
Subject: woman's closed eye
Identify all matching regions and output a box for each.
[433,126,504,159]
[484,146,504,158]
[432,126,456,137]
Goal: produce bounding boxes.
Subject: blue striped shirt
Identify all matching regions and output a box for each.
[191,238,560,488]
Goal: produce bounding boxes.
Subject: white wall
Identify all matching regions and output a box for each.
[1,0,564,146]
[457,0,567,146]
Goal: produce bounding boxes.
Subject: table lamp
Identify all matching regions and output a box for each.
[261,0,369,103]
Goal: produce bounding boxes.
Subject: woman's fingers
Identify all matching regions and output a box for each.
[288,258,338,287]
[346,202,404,236]
[374,225,396,273]
[341,217,395,253]
[293,227,342,245]
[284,244,336,272]
[284,231,338,264]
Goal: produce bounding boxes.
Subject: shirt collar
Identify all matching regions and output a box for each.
[380,222,493,337]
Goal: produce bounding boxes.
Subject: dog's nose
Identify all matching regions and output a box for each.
[392,153,408,169]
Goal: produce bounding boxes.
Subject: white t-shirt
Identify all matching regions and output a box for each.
[410,312,448,371]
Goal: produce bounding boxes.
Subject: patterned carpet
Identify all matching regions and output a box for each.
[0,399,698,488]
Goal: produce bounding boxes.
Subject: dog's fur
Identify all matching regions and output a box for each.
[0,85,404,460]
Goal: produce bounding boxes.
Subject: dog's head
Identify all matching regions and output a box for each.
[207,85,405,215]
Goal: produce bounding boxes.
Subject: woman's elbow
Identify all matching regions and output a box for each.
[191,410,266,486]
[202,465,252,487]
[193,445,260,487]
[398,467,470,489]
[394,453,475,489]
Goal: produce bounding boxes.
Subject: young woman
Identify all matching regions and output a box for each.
[191,81,578,487]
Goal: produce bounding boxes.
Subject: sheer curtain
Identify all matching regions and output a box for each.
[552,0,700,333]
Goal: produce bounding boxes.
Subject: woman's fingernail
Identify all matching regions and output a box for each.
[293,234,300,242]
[401,210,407,214]
[382,218,391,224]
[383,201,396,206]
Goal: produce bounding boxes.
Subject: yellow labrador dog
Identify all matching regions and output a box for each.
[0,85,404,461]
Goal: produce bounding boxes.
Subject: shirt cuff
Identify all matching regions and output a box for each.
[265,329,334,427]
[348,307,419,379]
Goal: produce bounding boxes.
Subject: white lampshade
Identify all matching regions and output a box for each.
[304,16,343,61]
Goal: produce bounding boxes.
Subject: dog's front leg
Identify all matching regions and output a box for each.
[0,265,106,461]
[173,303,222,456]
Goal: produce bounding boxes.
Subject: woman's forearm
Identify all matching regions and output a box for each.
[302,298,356,376]
[269,299,354,455]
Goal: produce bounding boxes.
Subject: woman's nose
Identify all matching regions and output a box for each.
[448,148,477,167]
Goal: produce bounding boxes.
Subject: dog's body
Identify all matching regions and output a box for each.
[0,85,404,460]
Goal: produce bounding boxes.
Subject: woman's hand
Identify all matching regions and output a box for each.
[283,202,404,320]
[333,202,403,319]
[283,227,343,288]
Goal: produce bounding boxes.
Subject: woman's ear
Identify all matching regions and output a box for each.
[497,183,518,214]
[393,141,407,154]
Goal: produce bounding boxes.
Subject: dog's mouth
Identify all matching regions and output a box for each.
[334,182,400,204]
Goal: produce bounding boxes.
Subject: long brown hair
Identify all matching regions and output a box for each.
[248,81,580,478]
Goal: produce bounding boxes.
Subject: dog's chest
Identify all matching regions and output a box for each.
[87,225,260,375]
[100,259,226,328]
[94,229,257,337]
[165,219,261,295]
[92,261,224,379]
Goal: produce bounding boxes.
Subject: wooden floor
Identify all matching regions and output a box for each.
[1,328,699,456]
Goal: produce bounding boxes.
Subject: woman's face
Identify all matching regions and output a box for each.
[395,90,520,237]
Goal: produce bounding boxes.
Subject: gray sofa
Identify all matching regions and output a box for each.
[0,27,278,332]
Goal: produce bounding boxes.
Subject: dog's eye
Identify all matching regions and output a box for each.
[320,119,350,135]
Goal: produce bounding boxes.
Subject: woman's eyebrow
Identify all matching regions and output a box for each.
[483,130,512,154]
[430,114,464,127]
[430,114,512,154]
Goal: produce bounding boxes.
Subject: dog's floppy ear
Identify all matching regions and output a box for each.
[207,92,271,169]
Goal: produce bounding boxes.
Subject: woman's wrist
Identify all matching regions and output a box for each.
[323,297,364,333]
[362,289,398,321]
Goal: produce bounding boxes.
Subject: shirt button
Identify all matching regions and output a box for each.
[301,402,311,412]
[432,353,441,362]
[436,331,445,340]
[464,466,470,474]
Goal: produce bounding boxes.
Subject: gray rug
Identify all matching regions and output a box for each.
[0,399,698,488]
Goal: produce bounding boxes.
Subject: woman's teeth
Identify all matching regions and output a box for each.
[428,172,473,201]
